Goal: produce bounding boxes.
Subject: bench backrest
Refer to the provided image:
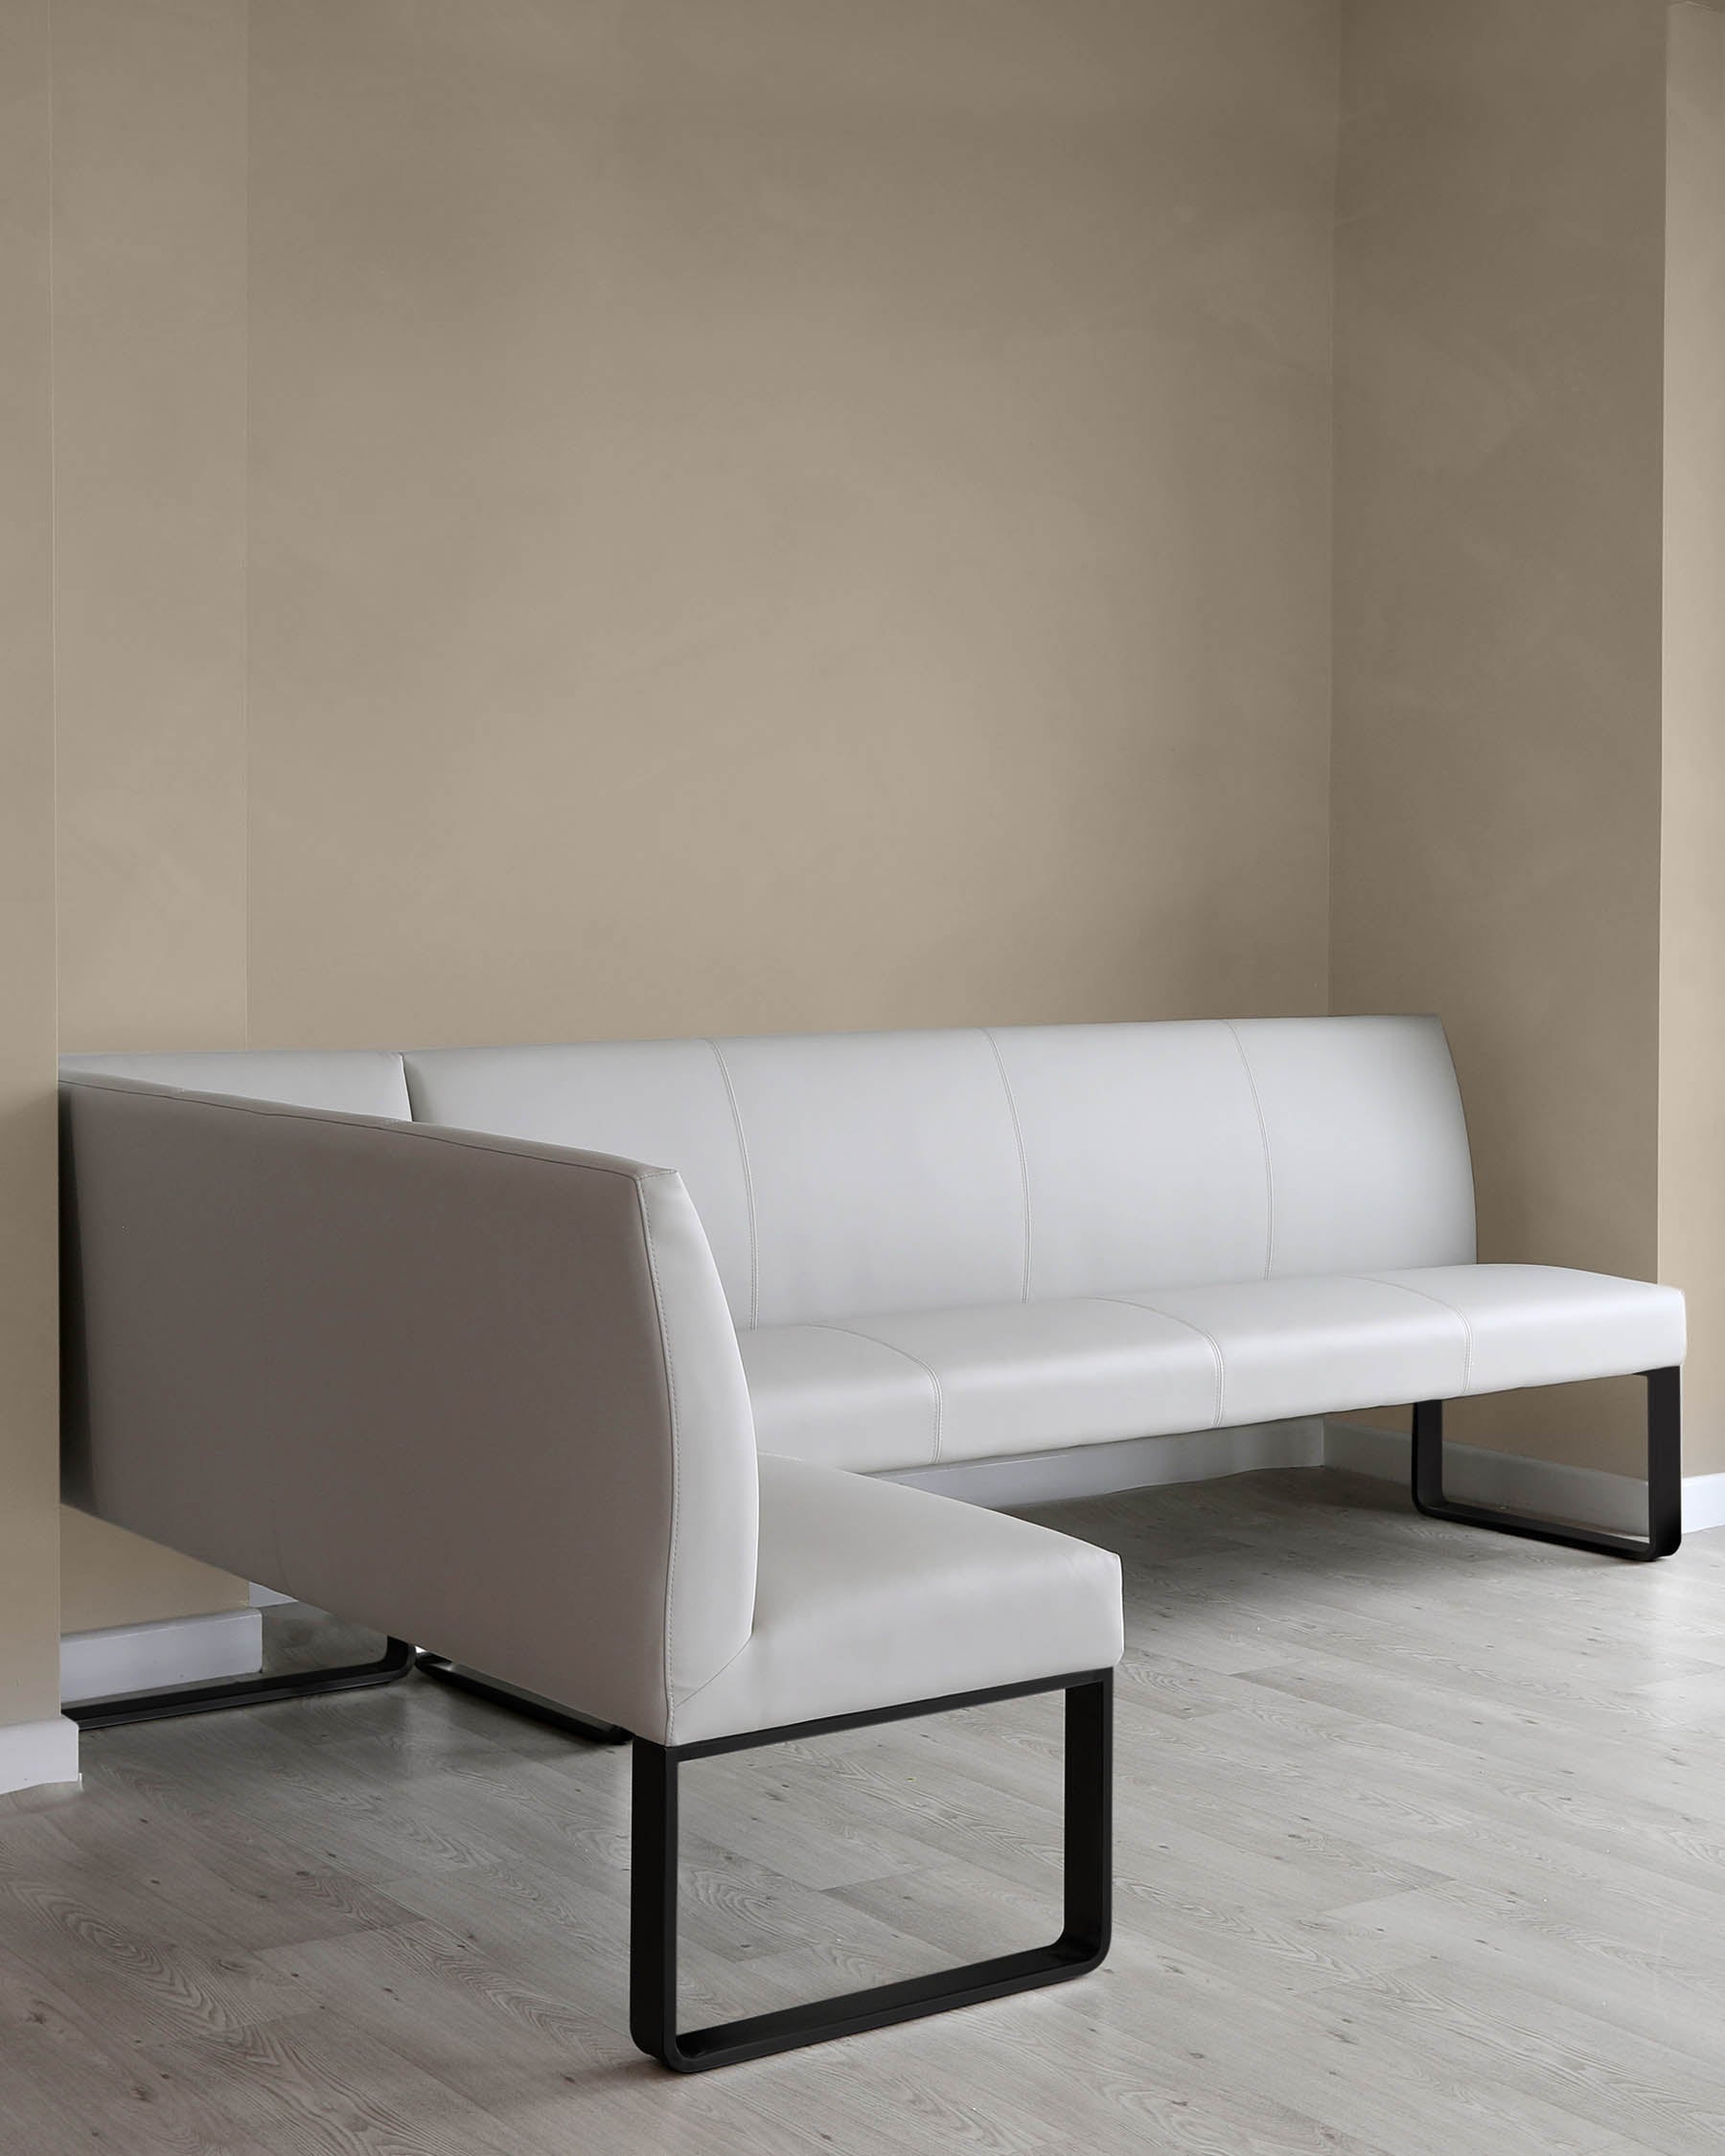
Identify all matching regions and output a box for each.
[63,1015,1477,1328]
[58,1073,756,1742]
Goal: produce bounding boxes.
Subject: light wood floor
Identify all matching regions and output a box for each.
[5,1466,1725,2155]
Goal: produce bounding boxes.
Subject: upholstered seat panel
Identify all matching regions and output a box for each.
[740,1323,941,1471]
[1368,1264,1687,1396]
[669,1455,1123,1746]
[718,1029,1027,1327]
[403,1040,755,1320]
[1113,1275,1471,1428]
[989,1021,1270,1297]
[1230,1016,1476,1277]
[746,1278,1486,1473]
[745,1264,1680,1474]
[59,1048,411,1119]
[825,1297,1224,1463]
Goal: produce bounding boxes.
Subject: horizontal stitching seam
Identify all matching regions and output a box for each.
[59,1077,669,1184]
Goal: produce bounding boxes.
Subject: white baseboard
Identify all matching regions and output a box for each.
[42,1421,1708,1756]
[249,1583,294,1609]
[1323,1419,1725,1537]
[0,1715,80,1799]
[884,1417,1324,1509]
[60,1607,264,1708]
[880,1411,1725,1535]
[1682,1472,1725,1534]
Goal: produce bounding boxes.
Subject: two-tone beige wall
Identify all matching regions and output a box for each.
[1331,0,1725,1479]
[1331,0,1677,1474]
[49,0,252,1633]
[0,0,64,1745]
[57,0,1340,1062]
[1661,5,1725,1483]
[14,0,1725,1673]
[47,0,1342,1626]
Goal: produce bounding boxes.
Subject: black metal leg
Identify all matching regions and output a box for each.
[1410,1365,1681,1561]
[68,1623,632,1743]
[413,1653,631,1743]
[67,1635,417,1731]
[630,1668,1114,2073]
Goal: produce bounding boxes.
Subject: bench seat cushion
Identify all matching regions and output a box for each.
[740,1300,1222,1470]
[1366,1263,1687,1397]
[668,1456,1123,1746]
[742,1266,1686,1473]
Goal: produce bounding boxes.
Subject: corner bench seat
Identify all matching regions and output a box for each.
[56,1016,1685,2068]
[675,1455,1122,1747]
[56,1068,1123,2069]
[62,1021,1686,1499]
[742,1266,1688,1470]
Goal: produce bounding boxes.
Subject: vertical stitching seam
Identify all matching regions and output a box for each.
[1088,1296,1230,1427]
[706,1039,759,1330]
[635,1179,681,1735]
[1348,1273,1475,1393]
[1224,1021,1276,1279]
[982,1028,1033,1302]
[800,1321,946,1464]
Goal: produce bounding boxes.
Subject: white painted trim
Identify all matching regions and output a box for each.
[878,1411,1725,1534]
[882,1417,1324,1509]
[0,1715,80,1799]
[1324,1419,1725,1537]
[1682,1471,1725,1534]
[249,1583,294,1609]
[60,1607,264,1708]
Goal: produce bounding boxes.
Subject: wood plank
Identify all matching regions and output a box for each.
[2,1469,1722,2153]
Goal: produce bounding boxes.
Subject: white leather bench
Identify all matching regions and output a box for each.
[56,1015,1684,2066]
[65,1015,1686,1534]
[57,1056,1122,2070]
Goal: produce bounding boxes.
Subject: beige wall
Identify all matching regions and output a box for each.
[0,0,65,1732]
[54,0,249,1057]
[1331,0,1672,1473]
[30,0,1725,1662]
[49,0,1341,1629]
[51,0,253,1632]
[1661,4,1725,1476]
[243,0,1336,1048]
[58,1513,245,1637]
